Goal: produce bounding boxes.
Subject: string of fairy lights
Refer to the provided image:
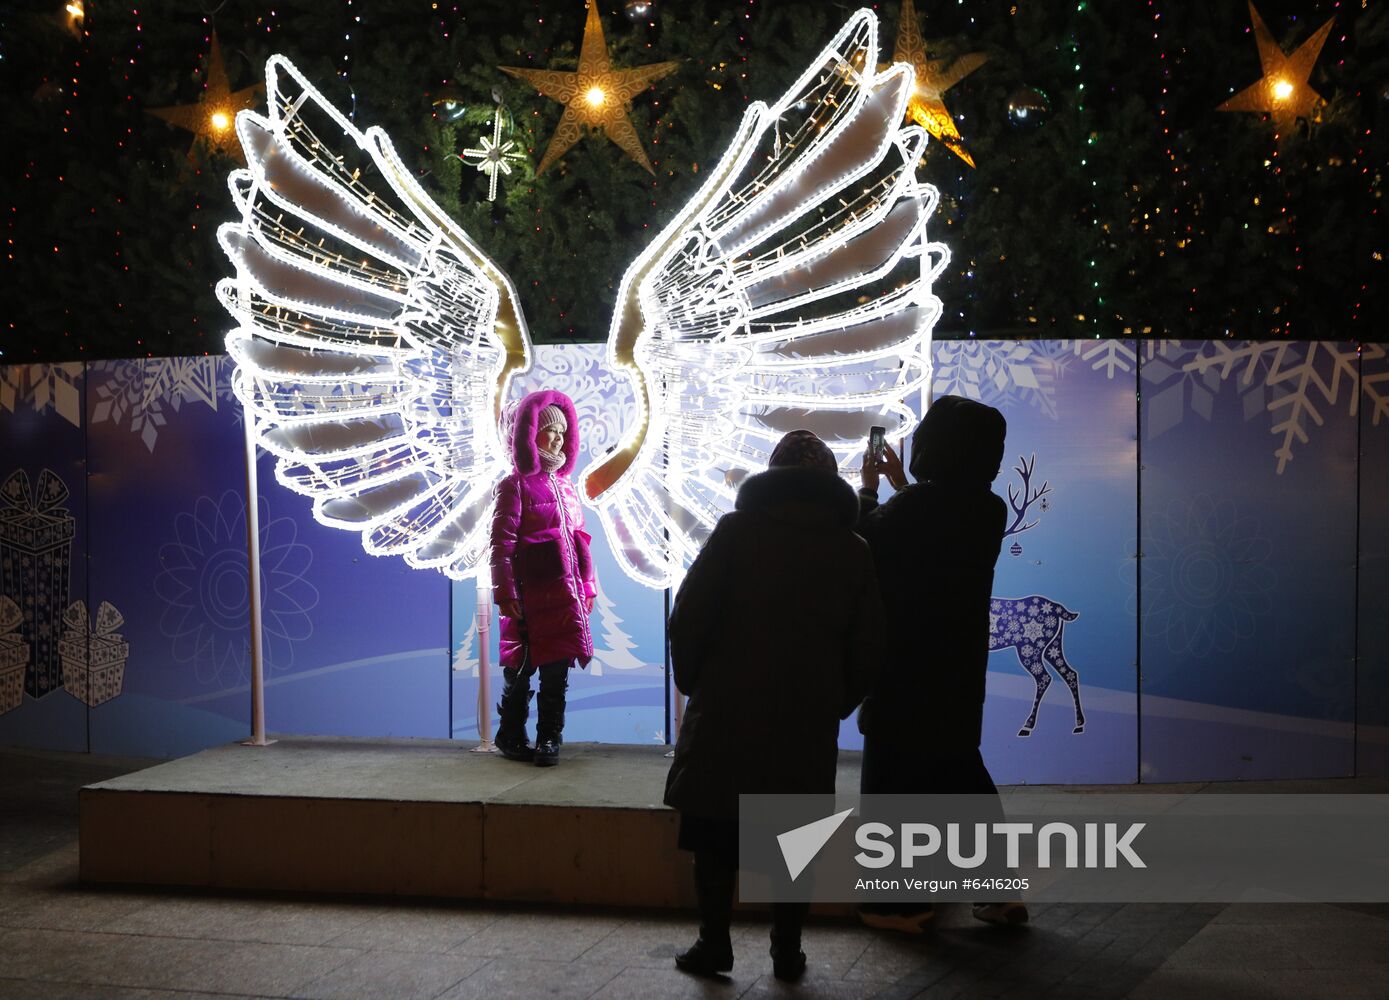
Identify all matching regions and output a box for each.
[1147,0,1171,335]
[1071,0,1100,338]
[2,0,1383,361]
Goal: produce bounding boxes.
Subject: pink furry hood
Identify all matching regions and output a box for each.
[508,390,580,477]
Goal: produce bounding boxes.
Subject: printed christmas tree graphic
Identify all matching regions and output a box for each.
[588,576,644,677]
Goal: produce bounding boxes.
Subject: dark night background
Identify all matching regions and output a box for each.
[1,0,1384,361]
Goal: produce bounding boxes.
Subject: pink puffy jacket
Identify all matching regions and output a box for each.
[490,390,596,669]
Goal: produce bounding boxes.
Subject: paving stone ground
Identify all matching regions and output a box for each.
[3,748,1386,999]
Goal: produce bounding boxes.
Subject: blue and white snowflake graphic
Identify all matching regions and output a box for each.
[90,356,234,452]
[1141,494,1276,658]
[509,344,636,464]
[0,363,83,426]
[1144,341,1374,474]
[931,340,1065,418]
[155,491,318,685]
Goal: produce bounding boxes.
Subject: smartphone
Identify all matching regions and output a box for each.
[868,425,886,461]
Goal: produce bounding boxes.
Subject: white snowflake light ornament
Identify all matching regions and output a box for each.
[458,112,525,202]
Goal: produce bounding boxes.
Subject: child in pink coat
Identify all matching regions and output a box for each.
[489,390,596,766]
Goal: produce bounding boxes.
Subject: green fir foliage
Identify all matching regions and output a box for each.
[0,0,1383,361]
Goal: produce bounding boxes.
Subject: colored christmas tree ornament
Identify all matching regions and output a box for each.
[63,0,84,39]
[1006,86,1051,128]
[1217,2,1334,128]
[889,0,988,167]
[499,1,678,175]
[623,0,656,23]
[147,32,263,163]
[459,109,526,202]
[431,84,469,122]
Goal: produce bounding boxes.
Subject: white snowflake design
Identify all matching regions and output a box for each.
[931,340,1065,418]
[1363,343,1389,427]
[90,357,233,452]
[1144,341,1380,474]
[1058,339,1139,379]
[1138,341,1230,440]
[457,111,525,202]
[511,345,637,465]
[155,491,318,685]
[0,363,83,427]
[1141,494,1276,658]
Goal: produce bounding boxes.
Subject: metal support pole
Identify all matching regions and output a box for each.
[241,413,274,747]
[471,571,497,752]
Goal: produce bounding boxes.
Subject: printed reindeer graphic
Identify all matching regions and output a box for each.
[989,456,1086,737]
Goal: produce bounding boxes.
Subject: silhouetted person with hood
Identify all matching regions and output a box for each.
[665,430,884,981]
[855,395,1027,930]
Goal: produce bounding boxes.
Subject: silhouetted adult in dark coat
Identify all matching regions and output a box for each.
[856,395,1026,928]
[665,430,885,979]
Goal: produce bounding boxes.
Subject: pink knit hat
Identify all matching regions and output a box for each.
[536,404,568,431]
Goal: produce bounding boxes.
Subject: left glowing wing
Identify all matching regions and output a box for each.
[216,56,530,580]
[579,9,948,589]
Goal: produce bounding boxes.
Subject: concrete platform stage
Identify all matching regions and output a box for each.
[79,737,859,909]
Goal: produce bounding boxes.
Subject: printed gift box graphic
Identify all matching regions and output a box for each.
[0,596,29,714]
[0,469,75,698]
[59,600,129,707]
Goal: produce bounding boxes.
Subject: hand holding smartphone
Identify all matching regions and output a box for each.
[867,425,907,491]
[868,425,887,462]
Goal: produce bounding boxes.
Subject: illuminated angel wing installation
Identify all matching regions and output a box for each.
[579,9,949,589]
[216,56,530,580]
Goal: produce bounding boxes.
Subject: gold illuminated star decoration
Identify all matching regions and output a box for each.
[890,0,988,168]
[147,32,263,163]
[1217,2,1334,128]
[499,2,677,175]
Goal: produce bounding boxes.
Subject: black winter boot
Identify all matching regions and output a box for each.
[494,667,534,762]
[675,852,735,977]
[534,660,568,767]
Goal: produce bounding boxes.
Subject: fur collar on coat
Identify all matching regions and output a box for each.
[508,390,580,477]
[735,466,858,529]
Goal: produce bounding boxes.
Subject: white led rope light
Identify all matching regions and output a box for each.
[218,55,529,581]
[577,8,948,589]
[219,9,947,590]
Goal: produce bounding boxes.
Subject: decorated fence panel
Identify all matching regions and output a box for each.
[0,345,1381,783]
[1138,342,1360,782]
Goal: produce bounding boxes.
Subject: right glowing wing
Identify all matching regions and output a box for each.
[216,56,530,580]
[579,9,948,588]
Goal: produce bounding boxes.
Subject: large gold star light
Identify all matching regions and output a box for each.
[147,32,262,162]
[500,2,678,175]
[891,0,988,168]
[1217,2,1334,128]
